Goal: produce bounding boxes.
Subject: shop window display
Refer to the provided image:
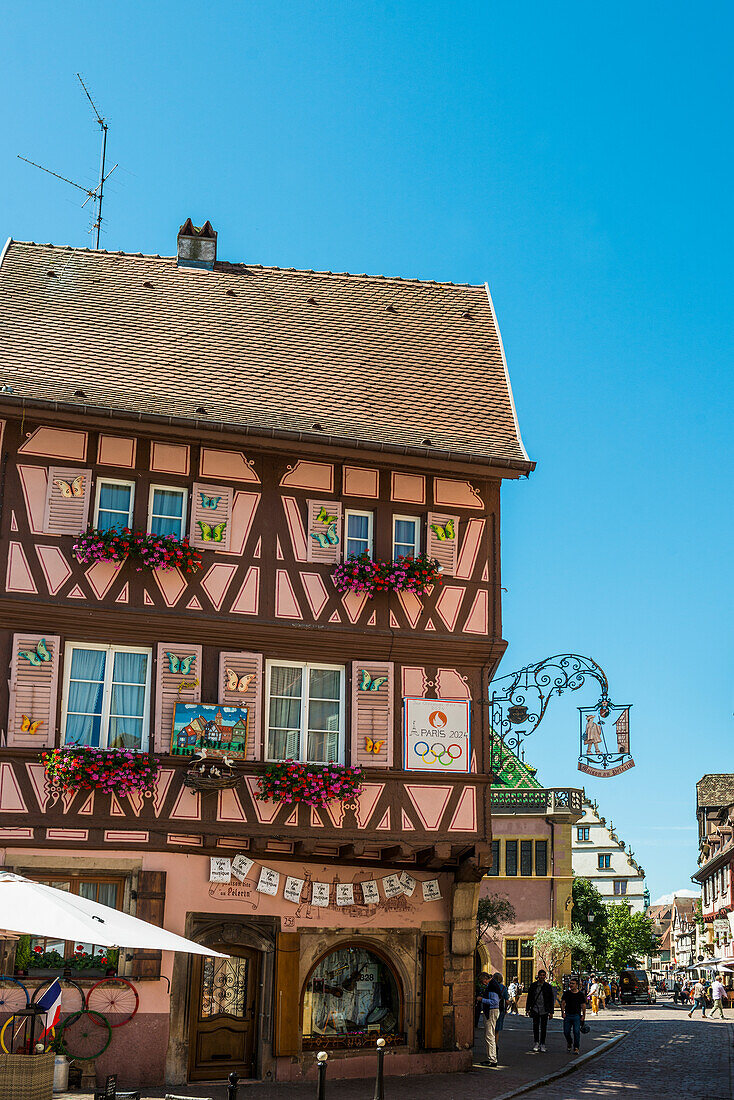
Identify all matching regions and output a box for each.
[302,945,404,1049]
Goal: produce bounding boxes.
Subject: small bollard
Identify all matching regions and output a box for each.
[315,1050,328,1100]
[227,1069,240,1099]
[373,1037,386,1100]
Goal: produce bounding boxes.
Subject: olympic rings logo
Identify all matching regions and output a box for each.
[412,742,464,766]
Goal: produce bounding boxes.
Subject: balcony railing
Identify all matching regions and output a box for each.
[490,787,584,817]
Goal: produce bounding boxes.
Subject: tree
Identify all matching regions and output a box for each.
[533,926,593,980]
[476,894,516,949]
[571,878,609,969]
[603,904,658,974]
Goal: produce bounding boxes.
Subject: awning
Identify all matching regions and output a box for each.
[0,873,226,956]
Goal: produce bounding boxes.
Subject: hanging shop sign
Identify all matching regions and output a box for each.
[577,703,634,778]
[402,697,470,773]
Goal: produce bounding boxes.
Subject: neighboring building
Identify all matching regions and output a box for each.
[572,799,646,911]
[644,902,673,979]
[670,896,697,971]
[0,224,534,1087]
[691,774,734,971]
[478,746,583,985]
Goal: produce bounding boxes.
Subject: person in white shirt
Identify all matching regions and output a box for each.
[688,979,707,1018]
[589,978,601,1015]
[710,978,727,1019]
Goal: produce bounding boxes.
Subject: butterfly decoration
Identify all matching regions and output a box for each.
[197,520,227,543]
[225,668,255,693]
[19,639,52,666]
[365,738,385,754]
[430,518,455,541]
[165,652,196,675]
[200,493,223,509]
[317,505,338,526]
[53,475,86,498]
[359,669,388,692]
[20,715,42,734]
[311,523,339,549]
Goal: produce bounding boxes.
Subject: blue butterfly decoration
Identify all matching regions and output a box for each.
[200,493,223,509]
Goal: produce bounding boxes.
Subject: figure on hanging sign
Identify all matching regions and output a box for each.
[165,652,196,675]
[19,639,52,666]
[359,670,387,692]
[53,475,85,498]
[197,520,227,543]
[578,702,634,778]
[311,523,339,549]
[365,738,385,755]
[199,493,223,509]
[430,518,455,541]
[20,715,42,734]
[172,702,249,758]
[225,668,255,694]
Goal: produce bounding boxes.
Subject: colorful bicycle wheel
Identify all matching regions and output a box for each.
[85,978,139,1027]
[0,978,29,1018]
[60,1009,112,1060]
[31,976,85,1015]
[0,1012,25,1053]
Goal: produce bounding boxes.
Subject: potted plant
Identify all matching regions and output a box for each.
[40,747,160,797]
[331,552,443,598]
[257,761,363,808]
[73,527,203,573]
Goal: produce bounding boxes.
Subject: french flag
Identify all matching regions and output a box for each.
[36,979,63,1039]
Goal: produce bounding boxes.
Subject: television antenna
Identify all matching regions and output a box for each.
[18,73,118,249]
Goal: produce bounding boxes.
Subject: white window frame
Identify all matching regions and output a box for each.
[147,484,188,540]
[60,642,152,752]
[93,477,135,531]
[264,660,345,765]
[392,514,421,559]
[344,509,374,559]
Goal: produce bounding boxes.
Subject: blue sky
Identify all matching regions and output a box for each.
[3,2,732,900]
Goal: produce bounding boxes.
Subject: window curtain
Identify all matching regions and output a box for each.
[98,483,132,531]
[65,649,106,747]
[151,489,184,536]
[109,651,148,750]
[267,666,302,758]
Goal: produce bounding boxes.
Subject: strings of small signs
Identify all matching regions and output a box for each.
[209,854,442,904]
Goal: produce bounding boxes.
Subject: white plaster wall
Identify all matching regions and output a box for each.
[571,803,646,913]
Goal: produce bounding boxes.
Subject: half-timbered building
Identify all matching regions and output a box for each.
[0,223,533,1087]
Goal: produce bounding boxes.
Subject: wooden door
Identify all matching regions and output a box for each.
[188,945,260,1081]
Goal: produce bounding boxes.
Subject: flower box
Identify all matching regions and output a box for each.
[332,553,443,598]
[73,527,203,573]
[40,747,160,797]
[257,761,363,807]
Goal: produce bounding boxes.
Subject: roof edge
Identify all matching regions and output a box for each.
[0,238,12,271]
[484,282,533,468]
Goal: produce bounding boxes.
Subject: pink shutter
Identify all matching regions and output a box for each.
[43,467,93,536]
[350,661,394,768]
[306,500,343,564]
[189,483,234,551]
[426,512,459,577]
[7,633,61,748]
[154,644,202,754]
[218,652,264,760]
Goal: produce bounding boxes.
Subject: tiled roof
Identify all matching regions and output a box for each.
[0,240,533,469]
[697,774,734,809]
[490,743,542,790]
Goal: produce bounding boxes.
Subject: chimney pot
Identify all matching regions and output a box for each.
[177,219,217,270]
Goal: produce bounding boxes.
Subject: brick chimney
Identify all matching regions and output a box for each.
[177,219,217,270]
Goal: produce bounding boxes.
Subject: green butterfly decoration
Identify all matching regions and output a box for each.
[20,639,52,666]
[197,520,227,543]
[311,522,339,549]
[430,519,455,541]
[200,493,223,509]
[317,505,338,526]
[359,669,388,692]
[165,652,196,675]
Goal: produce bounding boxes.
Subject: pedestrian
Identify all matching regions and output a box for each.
[602,979,611,1007]
[561,976,587,1055]
[507,976,520,1014]
[493,972,510,1059]
[477,970,503,1067]
[688,978,707,1019]
[709,977,727,1020]
[589,975,601,1015]
[525,969,554,1052]
[673,980,681,1005]
[611,979,619,1004]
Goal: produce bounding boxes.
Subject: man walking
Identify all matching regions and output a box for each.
[561,977,587,1055]
[525,969,554,1052]
[477,970,503,1067]
[688,978,707,1018]
[709,977,727,1019]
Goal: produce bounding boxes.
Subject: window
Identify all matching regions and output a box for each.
[266,661,345,764]
[344,510,373,558]
[23,876,123,969]
[94,478,134,532]
[61,643,152,751]
[614,880,628,896]
[598,854,612,870]
[392,515,420,559]
[505,840,518,877]
[704,879,710,905]
[148,485,187,539]
[535,840,548,876]
[488,839,500,876]
[577,827,590,842]
[504,937,534,988]
[520,840,533,877]
[302,944,403,1049]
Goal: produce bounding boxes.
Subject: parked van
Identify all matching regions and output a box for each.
[619,969,651,1004]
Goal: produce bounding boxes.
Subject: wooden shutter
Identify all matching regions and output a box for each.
[305,500,343,564]
[422,933,445,1050]
[217,652,264,760]
[189,482,233,551]
[273,930,301,1056]
[426,512,459,577]
[154,643,202,755]
[6,633,61,749]
[350,661,394,768]
[43,467,93,535]
[130,870,166,980]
